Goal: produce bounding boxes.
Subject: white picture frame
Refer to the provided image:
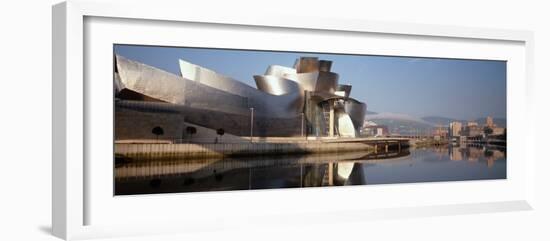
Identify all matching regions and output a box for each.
[52,0,535,240]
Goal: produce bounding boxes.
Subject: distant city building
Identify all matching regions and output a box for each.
[482,116,506,137]
[376,126,389,136]
[361,120,389,137]
[492,127,505,135]
[486,116,495,128]
[433,125,449,139]
[464,125,483,137]
[467,121,478,127]
[449,121,462,137]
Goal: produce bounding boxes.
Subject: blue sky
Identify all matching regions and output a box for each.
[114,45,506,120]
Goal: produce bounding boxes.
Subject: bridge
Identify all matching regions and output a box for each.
[320,137,409,153]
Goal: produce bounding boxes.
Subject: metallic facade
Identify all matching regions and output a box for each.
[115,54,367,140]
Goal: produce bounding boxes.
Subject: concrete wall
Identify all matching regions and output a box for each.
[115,100,304,139]
[115,142,374,160]
[116,104,187,141]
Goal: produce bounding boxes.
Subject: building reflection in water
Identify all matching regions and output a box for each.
[115,144,505,195]
[115,149,410,195]
[446,144,506,168]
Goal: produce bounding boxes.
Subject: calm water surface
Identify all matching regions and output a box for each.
[115,144,506,195]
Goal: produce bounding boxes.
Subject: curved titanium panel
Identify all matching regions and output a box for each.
[116,54,364,138]
[336,110,356,137]
[178,58,303,117]
[344,99,367,131]
[296,57,319,73]
[316,72,339,93]
[295,72,319,91]
[265,65,297,79]
[253,75,301,96]
[117,55,253,114]
[336,162,355,180]
[345,163,367,185]
[309,92,347,104]
[179,59,254,97]
[114,72,124,94]
[116,55,187,104]
[337,84,352,98]
[319,60,333,72]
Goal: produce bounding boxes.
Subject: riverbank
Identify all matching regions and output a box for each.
[116,141,376,161]
[410,139,449,148]
[409,138,506,149]
[115,144,505,195]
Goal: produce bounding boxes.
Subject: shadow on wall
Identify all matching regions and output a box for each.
[115,100,303,142]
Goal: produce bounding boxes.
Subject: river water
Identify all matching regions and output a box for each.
[115,144,506,195]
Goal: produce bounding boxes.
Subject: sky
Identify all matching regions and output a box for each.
[114,44,506,120]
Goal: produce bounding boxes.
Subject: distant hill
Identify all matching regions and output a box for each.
[422,116,507,127]
[368,112,434,125]
[365,112,435,135]
[422,116,464,126]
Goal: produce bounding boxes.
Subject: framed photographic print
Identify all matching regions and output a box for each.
[53,0,535,240]
[113,45,507,195]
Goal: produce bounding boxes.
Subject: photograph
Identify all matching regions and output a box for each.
[113,44,507,195]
